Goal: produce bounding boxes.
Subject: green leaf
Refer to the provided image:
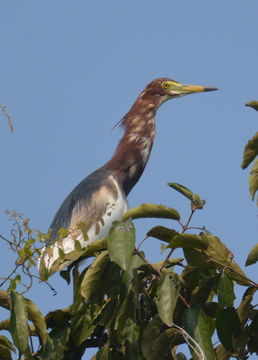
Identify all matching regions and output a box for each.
[147,226,178,243]
[115,294,137,340]
[217,273,235,307]
[215,307,242,351]
[95,343,111,360]
[141,315,176,360]
[241,132,258,169]
[200,233,250,286]
[10,291,29,354]
[237,286,256,322]
[182,307,216,360]
[48,326,70,360]
[7,275,21,292]
[120,203,180,222]
[156,274,180,326]
[0,336,15,360]
[246,100,258,111]
[71,304,99,345]
[246,243,258,266]
[190,277,217,306]
[120,254,144,299]
[26,299,47,346]
[0,347,12,360]
[173,353,188,360]
[60,269,71,285]
[0,336,15,352]
[169,233,208,250]
[249,158,258,200]
[80,251,109,301]
[107,220,135,271]
[168,183,194,200]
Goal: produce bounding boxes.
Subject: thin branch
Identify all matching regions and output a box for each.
[172,323,205,360]
[0,104,14,132]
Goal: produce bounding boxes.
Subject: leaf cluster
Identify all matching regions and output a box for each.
[1,183,258,360]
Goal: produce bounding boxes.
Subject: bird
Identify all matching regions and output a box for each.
[39,78,217,273]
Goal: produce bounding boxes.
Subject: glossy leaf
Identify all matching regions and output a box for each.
[249,158,258,200]
[107,219,135,271]
[10,291,29,354]
[26,299,47,346]
[246,101,258,111]
[147,226,178,243]
[246,243,258,266]
[182,307,216,360]
[80,251,109,301]
[120,203,180,222]
[217,273,235,307]
[241,132,258,169]
[156,274,180,326]
[215,307,242,351]
[169,233,208,250]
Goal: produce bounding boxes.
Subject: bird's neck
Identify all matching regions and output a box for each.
[104,96,161,195]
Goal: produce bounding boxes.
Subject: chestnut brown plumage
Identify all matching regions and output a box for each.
[39,77,217,273]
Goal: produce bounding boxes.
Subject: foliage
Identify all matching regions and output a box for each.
[0,103,258,359]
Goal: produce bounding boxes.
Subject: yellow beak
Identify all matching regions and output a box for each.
[178,84,218,94]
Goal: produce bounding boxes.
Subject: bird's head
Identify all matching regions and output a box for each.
[140,78,218,104]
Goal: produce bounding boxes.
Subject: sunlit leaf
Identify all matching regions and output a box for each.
[245,243,258,266]
[169,233,207,250]
[120,203,180,222]
[249,158,258,200]
[182,307,216,360]
[10,291,29,354]
[241,132,258,169]
[107,219,135,271]
[168,183,194,200]
[217,273,235,307]
[200,233,250,285]
[147,226,178,243]
[246,101,258,111]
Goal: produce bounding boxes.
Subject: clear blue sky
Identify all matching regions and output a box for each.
[1,1,258,359]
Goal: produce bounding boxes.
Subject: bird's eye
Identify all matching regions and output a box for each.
[161,81,170,89]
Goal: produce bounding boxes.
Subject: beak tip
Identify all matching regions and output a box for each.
[204,87,219,92]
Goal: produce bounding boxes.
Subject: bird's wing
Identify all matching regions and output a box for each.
[39,169,128,272]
